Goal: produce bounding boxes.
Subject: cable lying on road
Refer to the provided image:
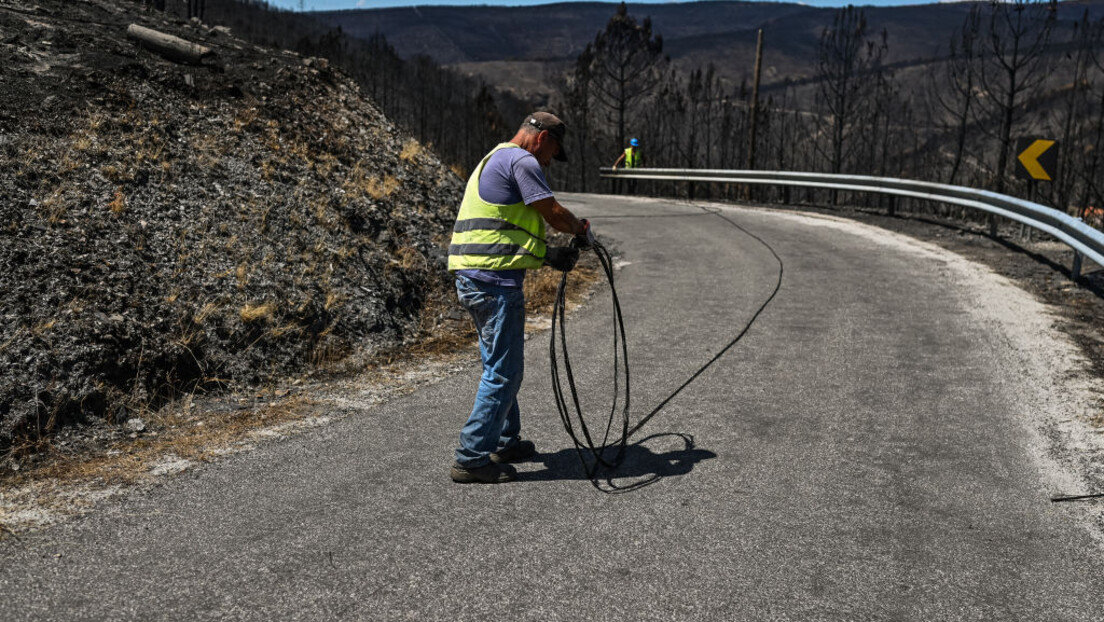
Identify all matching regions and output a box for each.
[549,203,785,483]
[626,205,785,440]
[1051,493,1104,502]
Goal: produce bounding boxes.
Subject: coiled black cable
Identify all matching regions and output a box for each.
[549,203,784,485]
[549,238,630,480]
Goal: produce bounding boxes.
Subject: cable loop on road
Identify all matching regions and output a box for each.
[550,202,785,488]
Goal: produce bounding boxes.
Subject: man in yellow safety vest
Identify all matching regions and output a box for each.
[613,137,642,169]
[447,111,595,484]
[612,137,642,194]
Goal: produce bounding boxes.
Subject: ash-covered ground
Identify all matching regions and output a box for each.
[0,0,464,456]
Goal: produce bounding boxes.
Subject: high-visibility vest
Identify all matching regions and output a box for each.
[448,143,547,272]
[624,147,640,168]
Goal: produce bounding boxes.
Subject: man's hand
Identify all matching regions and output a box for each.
[574,219,597,250]
[544,246,580,272]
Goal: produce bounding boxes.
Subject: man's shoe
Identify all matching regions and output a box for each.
[490,439,536,464]
[450,461,517,484]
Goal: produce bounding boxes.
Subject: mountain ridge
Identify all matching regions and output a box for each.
[310,0,1104,96]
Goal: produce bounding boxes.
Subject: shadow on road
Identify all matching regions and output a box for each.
[517,432,716,493]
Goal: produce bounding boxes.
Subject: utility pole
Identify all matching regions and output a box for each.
[745,28,764,200]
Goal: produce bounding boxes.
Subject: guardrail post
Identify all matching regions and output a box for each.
[1072,251,1083,281]
[988,214,998,238]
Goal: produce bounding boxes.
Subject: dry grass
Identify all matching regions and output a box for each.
[524,263,572,313]
[1088,401,1104,429]
[232,107,260,134]
[240,302,276,323]
[194,301,219,324]
[311,152,338,179]
[264,119,282,152]
[108,188,126,214]
[1,393,317,493]
[324,291,342,311]
[378,175,401,198]
[395,246,427,270]
[268,323,302,339]
[399,139,422,161]
[31,318,57,336]
[235,263,251,289]
[309,332,352,367]
[38,187,68,224]
[341,164,400,200]
[449,163,469,179]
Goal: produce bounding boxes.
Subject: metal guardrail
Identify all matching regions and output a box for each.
[600,167,1104,280]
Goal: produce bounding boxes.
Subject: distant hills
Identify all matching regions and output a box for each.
[309,1,1104,98]
[311,2,809,63]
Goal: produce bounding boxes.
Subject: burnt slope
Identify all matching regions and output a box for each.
[0,0,463,447]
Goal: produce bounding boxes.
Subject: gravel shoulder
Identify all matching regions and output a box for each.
[817,205,1104,383]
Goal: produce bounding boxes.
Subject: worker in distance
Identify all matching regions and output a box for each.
[612,137,643,194]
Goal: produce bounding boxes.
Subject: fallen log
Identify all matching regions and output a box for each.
[126,24,213,66]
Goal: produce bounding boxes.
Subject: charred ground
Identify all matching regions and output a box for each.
[0,0,466,460]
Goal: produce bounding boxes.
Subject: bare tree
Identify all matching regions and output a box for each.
[932,5,983,185]
[974,0,1057,194]
[1050,10,1100,215]
[813,6,887,201]
[647,70,691,195]
[586,2,665,154]
[1078,15,1104,219]
[564,45,597,192]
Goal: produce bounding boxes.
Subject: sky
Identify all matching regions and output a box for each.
[263,0,944,12]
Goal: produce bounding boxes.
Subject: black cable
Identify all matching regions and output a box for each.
[1051,493,1104,502]
[626,204,785,438]
[550,203,785,484]
[549,238,630,480]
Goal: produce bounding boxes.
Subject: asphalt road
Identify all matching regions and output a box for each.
[2,195,1103,621]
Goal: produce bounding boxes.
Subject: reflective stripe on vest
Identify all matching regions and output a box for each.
[624,147,640,168]
[448,143,547,272]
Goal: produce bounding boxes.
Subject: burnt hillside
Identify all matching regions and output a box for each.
[0,0,464,450]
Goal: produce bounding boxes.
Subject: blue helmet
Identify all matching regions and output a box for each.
[630,138,639,147]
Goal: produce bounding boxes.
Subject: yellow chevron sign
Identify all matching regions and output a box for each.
[1015,138,1057,181]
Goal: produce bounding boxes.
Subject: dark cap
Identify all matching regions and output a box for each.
[525,111,568,162]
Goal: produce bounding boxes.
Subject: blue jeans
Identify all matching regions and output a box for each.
[454,275,525,468]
